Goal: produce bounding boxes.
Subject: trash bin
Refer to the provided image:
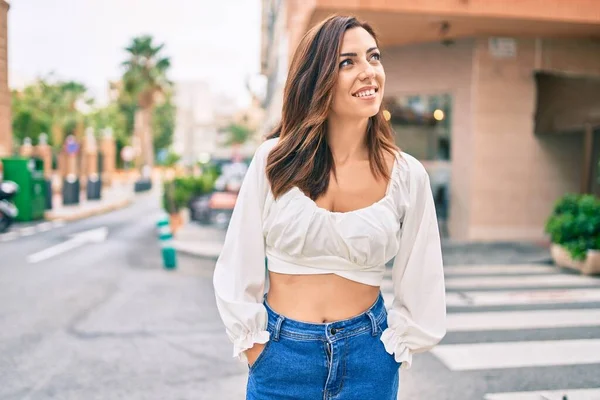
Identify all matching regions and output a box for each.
[86,173,102,200]
[0,157,46,222]
[62,174,80,205]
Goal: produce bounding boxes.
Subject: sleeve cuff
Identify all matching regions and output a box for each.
[232,330,271,363]
[380,327,413,369]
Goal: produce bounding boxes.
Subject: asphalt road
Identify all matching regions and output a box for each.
[0,193,246,400]
[1,192,599,400]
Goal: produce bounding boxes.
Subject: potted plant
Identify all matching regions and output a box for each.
[545,193,600,275]
[162,172,216,233]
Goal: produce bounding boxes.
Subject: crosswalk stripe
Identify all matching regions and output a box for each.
[444,264,558,275]
[445,274,600,289]
[19,226,37,236]
[36,222,54,232]
[453,288,600,306]
[382,291,469,308]
[484,388,600,400]
[432,339,600,371]
[382,261,600,391]
[0,231,18,242]
[447,309,600,331]
[383,264,557,280]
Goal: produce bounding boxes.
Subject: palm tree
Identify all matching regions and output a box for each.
[121,35,172,169]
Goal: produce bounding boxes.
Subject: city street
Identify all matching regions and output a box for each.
[0,193,246,400]
[1,192,600,399]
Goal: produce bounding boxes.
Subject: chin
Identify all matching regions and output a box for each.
[358,105,381,118]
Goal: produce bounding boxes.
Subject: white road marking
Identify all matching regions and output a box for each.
[0,231,19,242]
[382,291,469,308]
[19,226,37,236]
[447,309,600,331]
[445,274,600,289]
[484,388,600,400]
[445,264,558,275]
[459,288,600,306]
[432,339,600,371]
[36,222,54,232]
[27,227,108,264]
[52,220,66,228]
[383,264,556,280]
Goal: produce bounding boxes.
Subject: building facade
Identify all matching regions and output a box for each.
[0,0,10,157]
[261,0,600,241]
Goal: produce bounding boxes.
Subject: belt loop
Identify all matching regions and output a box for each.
[272,315,285,341]
[366,311,379,336]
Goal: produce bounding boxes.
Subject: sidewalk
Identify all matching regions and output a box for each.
[172,221,226,260]
[43,181,137,222]
[172,221,552,266]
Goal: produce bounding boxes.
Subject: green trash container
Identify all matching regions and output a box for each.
[0,157,46,222]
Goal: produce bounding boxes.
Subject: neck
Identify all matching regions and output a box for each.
[326,115,370,164]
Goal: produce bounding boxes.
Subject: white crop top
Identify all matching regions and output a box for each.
[213,138,446,369]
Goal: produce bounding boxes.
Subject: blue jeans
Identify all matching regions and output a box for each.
[246,292,401,400]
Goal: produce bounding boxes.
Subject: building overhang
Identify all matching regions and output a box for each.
[290,0,600,47]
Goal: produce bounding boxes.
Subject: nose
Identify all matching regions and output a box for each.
[359,63,376,80]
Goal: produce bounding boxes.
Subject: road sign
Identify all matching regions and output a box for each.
[65,136,79,155]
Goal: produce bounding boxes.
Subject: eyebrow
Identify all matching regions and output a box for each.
[339,47,379,57]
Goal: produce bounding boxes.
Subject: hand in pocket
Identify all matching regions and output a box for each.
[246,342,267,367]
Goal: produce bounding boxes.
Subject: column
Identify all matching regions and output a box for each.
[0,0,11,157]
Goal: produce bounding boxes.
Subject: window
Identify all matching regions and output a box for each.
[383,93,452,161]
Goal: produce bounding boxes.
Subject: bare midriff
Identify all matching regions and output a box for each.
[266,271,380,323]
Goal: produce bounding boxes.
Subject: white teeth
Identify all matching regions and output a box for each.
[354,89,376,97]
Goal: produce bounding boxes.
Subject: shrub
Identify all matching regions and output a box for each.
[162,171,217,214]
[545,193,600,260]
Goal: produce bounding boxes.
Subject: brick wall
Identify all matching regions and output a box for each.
[383,39,475,239]
[469,38,587,240]
[0,0,10,157]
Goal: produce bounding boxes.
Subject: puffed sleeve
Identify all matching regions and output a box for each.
[380,155,446,369]
[212,139,275,363]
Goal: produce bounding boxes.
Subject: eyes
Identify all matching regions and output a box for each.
[339,52,381,69]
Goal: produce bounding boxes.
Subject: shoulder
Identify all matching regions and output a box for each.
[397,151,430,194]
[253,137,279,164]
[399,151,427,179]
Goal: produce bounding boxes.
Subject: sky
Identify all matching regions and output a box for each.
[7,0,262,108]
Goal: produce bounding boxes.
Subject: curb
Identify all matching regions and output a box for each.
[173,241,222,261]
[44,197,134,222]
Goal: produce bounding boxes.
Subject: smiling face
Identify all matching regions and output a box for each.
[329,27,385,120]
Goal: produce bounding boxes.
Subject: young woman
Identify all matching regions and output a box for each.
[213,15,446,399]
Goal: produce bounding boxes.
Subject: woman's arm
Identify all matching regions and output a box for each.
[213,139,276,363]
[380,155,447,369]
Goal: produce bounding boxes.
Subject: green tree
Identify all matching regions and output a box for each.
[85,102,128,142]
[224,123,253,146]
[11,77,91,149]
[121,35,172,168]
[152,96,176,154]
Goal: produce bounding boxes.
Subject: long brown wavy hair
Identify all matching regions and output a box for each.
[265,15,399,200]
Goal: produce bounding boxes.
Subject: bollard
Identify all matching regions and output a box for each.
[157,216,177,270]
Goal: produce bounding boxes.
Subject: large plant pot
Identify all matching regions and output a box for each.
[582,250,600,276]
[169,211,183,235]
[550,244,600,276]
[550,244,583,272]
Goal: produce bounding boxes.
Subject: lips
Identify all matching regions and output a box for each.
[352,86,378,98]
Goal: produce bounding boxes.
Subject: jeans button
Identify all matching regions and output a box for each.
[330,327,337,335]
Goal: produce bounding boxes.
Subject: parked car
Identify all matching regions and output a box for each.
[188,160,248,228]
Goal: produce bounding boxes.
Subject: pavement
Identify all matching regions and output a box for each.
[0,193,247,400]
[44,181,138,222]
[172,222,225,260]
[1,191,599,399]
[1,179,154,244]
